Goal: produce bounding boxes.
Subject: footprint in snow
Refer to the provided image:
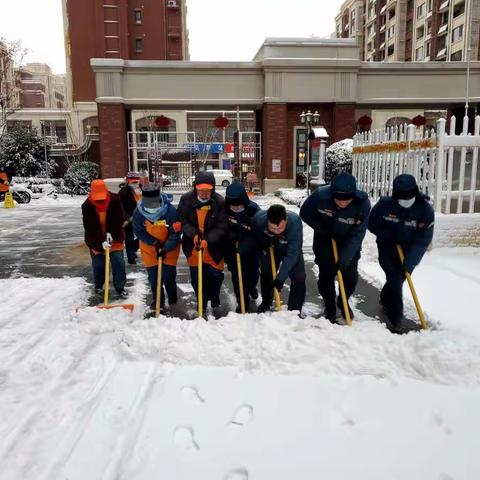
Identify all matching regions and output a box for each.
[173,426,200,452]
[229,405,254,427]
[225,467,249,480]
[181,385,205,404]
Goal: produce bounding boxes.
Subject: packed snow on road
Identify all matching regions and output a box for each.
[0,194,479,480]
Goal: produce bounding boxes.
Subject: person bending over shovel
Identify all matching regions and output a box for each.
[82,179,127,298]
[177,171,228,317]
[300,172,370,324]
[133,184,181,313]
[253,205,306,314]
[368,174,434,333]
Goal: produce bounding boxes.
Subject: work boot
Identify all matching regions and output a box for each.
[94,286,103,295]
[257,302,271,313]
[325,308,339,324]
[249,288,259,300]
[337,297,354,320]
[388,322,404,334]
[116,289,128,299]
[127,258,136,265]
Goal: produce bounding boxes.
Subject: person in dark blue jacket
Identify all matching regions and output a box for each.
[224,182,261,313]
[368,174,434,332]
[252,205,306,313]
[300,172,370,322]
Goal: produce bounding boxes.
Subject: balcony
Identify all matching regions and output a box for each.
[380,23,386,32]
[439,0,449,13]
[438,24,448,35]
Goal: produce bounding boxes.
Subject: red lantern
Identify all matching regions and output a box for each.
[411,115,427,127]
[155,115,170,128]
[214,116,229,129]
[357,115,373,127]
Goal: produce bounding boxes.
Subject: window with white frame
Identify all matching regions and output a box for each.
[417,3,425,19]
[416,45,424,61]
[388,25,395,38]
[452,25,463,43]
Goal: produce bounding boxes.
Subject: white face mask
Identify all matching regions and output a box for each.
[144,206,159,213]
[197,196,210,204]
[398,197,416,209]
[230,205,245,213]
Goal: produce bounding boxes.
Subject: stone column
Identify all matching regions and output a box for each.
[262,103,289,193]
[98,103,129,178]
[333,103,356,143]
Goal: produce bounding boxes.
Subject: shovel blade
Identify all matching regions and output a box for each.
[96,303,134,311]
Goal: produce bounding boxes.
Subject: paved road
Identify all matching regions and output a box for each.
[0,198,419,331]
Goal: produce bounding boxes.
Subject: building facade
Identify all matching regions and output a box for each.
[62,0,189,146]
[335,0,480,62]
[90,38,480,191]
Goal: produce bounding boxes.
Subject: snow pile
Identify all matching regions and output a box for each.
[325,138,353,182]
[275,188,307,207]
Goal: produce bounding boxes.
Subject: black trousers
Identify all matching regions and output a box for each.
[189,264,224,308]
[260,250,306,311]
[124,223,139,263]
[226,251,260,309]
[314,241,359,316]
[378,245,406,326]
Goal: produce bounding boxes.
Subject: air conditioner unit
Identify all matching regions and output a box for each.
[167,0,178,7]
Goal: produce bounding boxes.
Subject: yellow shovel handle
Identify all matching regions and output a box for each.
[236,243,246,314]
[331,239,352,326]
[198,247,203,317]
[155,255,163,318]
[103,247,110,306]
[269,246,282,312]
[396,244,428,330]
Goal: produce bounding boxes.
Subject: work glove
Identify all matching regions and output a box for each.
[157,248,167,259]
[102,241,111,250]
[172,221,182,233]
[273,278,284,291]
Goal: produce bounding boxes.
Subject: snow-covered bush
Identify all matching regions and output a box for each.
[63,161,99,195]
[0,127,56,177]
[325,138,353,183]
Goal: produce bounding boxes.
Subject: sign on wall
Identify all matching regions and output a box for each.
[272,159,281,173]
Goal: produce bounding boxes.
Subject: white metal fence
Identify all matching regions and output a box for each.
[352,115,480,213]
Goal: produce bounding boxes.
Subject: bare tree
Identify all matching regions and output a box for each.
[0,38,27,136]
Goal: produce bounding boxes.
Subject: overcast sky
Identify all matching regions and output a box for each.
[1,0,344,74]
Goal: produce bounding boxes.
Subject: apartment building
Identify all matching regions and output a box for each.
[0,40,18,111]
[16,63,66,109]
[335,0,480,62]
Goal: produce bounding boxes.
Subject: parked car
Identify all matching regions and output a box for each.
[191,169,233,187]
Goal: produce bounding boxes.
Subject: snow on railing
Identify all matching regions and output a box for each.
[352,115,480,213]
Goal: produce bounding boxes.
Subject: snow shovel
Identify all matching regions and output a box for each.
[236,242,246,314]
[396,244,428,330]
[155,252,163,318]
[97,234,134,312]
[269,245,282,312]
[331,239,352,326]
[197,244,203,318]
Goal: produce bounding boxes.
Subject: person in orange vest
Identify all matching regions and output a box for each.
[119,171,142,264]
[0,171,11,193]
[177,171,228,315]
[82,179,127,297]
[133,184,181,312]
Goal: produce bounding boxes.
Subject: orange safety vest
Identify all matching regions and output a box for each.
[0,172,9,193]
[139,218,180,268]
[187,205,224,270]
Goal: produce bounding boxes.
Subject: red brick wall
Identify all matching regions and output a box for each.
[332,104,356,142]
[98,103,128,178]
[262,104,287,178]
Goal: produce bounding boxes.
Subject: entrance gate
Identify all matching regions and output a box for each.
[234,131,262,193]
[127,131,197,191]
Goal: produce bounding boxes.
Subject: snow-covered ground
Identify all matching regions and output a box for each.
[1,194,479,479]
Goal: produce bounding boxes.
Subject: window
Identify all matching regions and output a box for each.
[416,45,424,61]
[134,9,142,24]
[451,50,463,61]
[427,0,433,12]
[426,20,432,35]
[388,25,395,38]
[426,42,431,57]
[389,7,396,19]
[167,0,178,7]
[452,25,463,43]
[417,25,425,39]
[453,1,465,18]
[406,20,413,33]
[368,1,376,19]
[351,9,356,30]
[417,3,425,19]
[388,44,395,57]
[135,37,143,52]
[368,24,374,37]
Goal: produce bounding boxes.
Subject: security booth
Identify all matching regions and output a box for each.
[309,126,329,189]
